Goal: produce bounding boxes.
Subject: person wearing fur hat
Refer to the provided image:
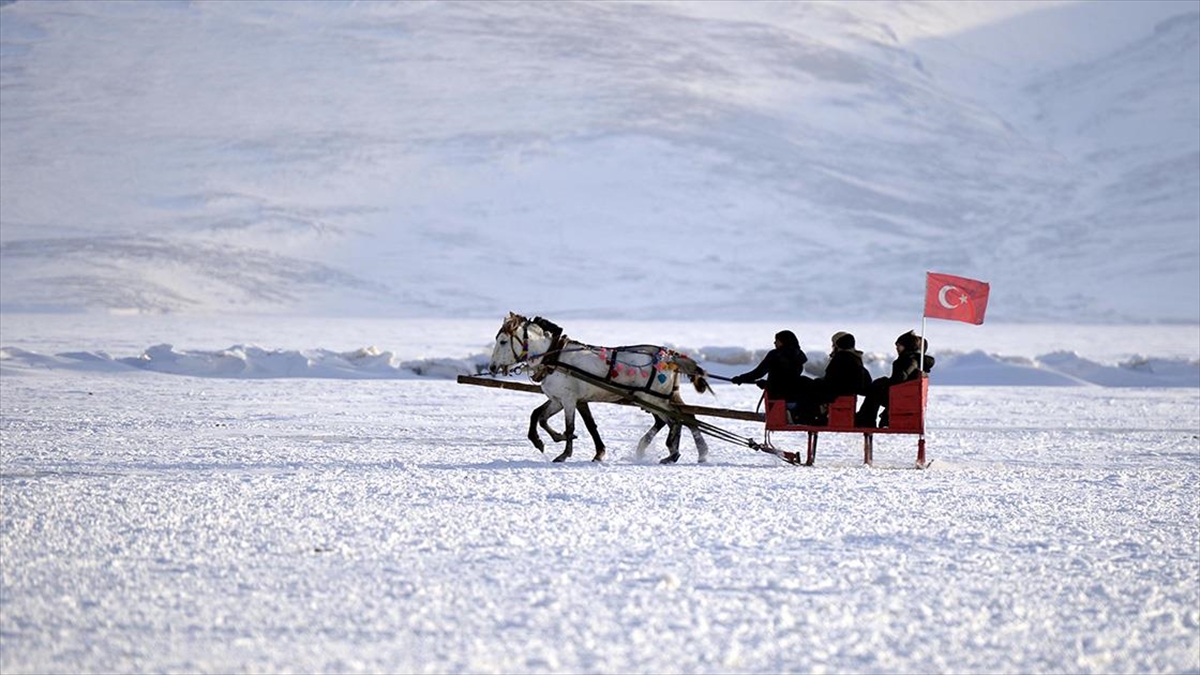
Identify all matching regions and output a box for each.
[854,330,934,428]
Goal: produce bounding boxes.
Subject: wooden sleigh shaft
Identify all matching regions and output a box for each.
[456,375,764,422]
[457,374,929,468]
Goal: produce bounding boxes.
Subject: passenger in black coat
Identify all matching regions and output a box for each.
[820,332,872,399]
[730,330,809,411]
[795,331,871,425]
[855,330,935,428]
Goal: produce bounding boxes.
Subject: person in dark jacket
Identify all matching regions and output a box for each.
[731,330,810,419]
[855,330,934,428]
[798,331,872,425]
[820,331,872,399]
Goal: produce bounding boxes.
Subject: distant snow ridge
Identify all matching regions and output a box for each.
[2,344,1196,388]
[0,1,1196,322]
[0,345,489,380]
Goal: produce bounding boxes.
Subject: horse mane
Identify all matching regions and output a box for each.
[530,316,564,337]
[672,353,712,396]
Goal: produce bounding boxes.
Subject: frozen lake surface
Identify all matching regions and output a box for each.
[1,317,1198,673]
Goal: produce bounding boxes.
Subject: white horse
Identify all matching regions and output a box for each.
[489,313,712,463]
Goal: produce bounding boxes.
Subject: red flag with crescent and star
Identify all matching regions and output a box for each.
[925,272,990,324]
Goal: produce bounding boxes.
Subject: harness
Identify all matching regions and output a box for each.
[528,317,565,382]
[498,316,676,398]
[491,314,782,460]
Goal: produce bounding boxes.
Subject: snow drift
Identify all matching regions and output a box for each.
[3,342,1196,388]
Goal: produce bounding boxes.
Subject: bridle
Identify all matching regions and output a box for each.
[493,315,570,377]
[496,317,532,365]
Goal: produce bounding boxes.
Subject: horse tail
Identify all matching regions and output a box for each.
[674,354,712,396]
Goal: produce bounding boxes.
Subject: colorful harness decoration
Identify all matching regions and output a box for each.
[596,345,688,390]
[495,314,697,399]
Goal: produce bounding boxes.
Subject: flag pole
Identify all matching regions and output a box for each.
[920,315,927,368]
[918,275,929,468]
[920,271,929,369]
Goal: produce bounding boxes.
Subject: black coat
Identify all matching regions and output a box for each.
[823,349,871,398]
[889,351,935,384]
[733,347,808,400]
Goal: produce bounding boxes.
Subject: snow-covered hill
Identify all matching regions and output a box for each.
[1,0,1196,322]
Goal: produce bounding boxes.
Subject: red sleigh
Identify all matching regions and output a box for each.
[763,377,929,468]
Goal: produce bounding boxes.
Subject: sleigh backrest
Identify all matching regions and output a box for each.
[763,377,927,433]
[886,377,928,432]
[764,397,789,429]
[764,395,857,430]
[827,395,857,427]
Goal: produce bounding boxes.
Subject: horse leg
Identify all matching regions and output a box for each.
[528,399,562,453]
[636,415,667,461]
[540,415,571,441]
[552,403,577,463]
[573,401,606,462]
[659,421,683,464]
[539,410,570,443]
[688,421,710,463]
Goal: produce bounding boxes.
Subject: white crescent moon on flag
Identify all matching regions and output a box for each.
[937,284,965,309]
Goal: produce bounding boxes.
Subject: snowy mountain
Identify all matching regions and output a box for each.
[1,0,1197,322]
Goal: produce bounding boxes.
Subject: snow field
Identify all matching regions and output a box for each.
[2,372,1197,673]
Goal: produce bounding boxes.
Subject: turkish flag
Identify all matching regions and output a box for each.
[925,272,990,324]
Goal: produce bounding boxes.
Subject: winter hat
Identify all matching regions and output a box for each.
[832,332,856,350]
[896,330,923,351]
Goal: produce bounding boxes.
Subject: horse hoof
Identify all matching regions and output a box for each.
[697,455,708,464]
[659,454,680,464]
[592,451,605,462]
[553,452,571,463]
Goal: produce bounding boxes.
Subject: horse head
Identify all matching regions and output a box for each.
[489,312,525,374]
[489,312,552,375]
